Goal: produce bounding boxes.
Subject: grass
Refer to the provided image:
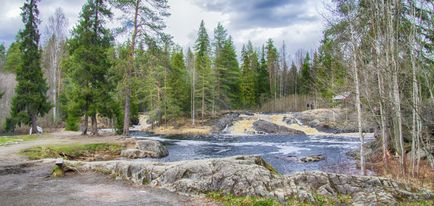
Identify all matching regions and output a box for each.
[0,135,38,145]
[207,192,280,206]
[20,143,123,160]
[207,192,353,206]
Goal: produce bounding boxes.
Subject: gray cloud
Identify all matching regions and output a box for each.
[190,0,319,29]
[0,0,85,47]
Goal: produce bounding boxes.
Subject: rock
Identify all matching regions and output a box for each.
[135,140,168,157]
[120,149,158,159]
[51,165,64,177]
[66,156,433,205]
[299,155,326,163]
[212,112,240,133]
[252,120,305,135]
[122,138,138,149]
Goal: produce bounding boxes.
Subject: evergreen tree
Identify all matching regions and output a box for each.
[255,46,270,104]
[8,0,51,133]
[265,39,278,103]
[221,37,240,108]
[3,41,22,73]
[213,23,240,109]
[299,52,312,95]
[111,0,169,136]
[240,42,258,107]
[316,32,346,100]
[169,48,190,116]
[0,43,6,71]
[287,61,298,95]
[63,0,114,135]
[194,20,213,118]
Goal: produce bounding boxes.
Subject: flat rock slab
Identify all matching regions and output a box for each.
[0,161,210,206]
[66,156,433,205]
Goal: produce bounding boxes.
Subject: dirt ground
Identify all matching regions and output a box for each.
[0,131,219,206]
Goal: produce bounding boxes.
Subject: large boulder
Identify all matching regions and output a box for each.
[66,156,433,205]
[253,120,305,135]
[120,139,168,159]
[135,140,168,157]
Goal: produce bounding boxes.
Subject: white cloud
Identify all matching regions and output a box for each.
[0,0,330,58]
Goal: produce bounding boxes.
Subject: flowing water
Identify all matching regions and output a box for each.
[131,131,372,175]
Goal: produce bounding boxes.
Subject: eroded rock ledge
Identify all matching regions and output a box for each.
[65,156,432,205]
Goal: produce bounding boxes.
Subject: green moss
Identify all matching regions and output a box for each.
[51,165,64,177]
[207,192,353,206]
[399,199,434,206]
[20,143,123,160]
[0,135,38,145]
[254,157,280,176]
[207,192,280,206]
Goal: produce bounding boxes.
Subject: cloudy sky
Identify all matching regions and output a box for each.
[0,0,331,60]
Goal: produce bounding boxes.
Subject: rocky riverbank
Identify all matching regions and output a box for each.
[66,156,433,205]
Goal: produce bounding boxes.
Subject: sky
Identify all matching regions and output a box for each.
[0,0,331,60]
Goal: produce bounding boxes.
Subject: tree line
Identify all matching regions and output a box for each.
[1,0,337,136]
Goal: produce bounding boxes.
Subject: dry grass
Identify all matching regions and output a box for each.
[151,125,212,136]
[368,157,434,190]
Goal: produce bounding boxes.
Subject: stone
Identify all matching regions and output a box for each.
[66,156,433,205]
[299,155,326,163]
[135,140,168,157]
[252,120,306,135]
[120,149,156,159]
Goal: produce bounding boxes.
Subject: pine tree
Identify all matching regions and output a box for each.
[111,0,169,136]
[63,0,114,135]
[8,0,51,133]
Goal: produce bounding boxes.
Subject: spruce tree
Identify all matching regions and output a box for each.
[63,0,113,135]
[3,41,22,73]
[194,20,212,118]
[213,23,240,109]
[299,52,312,95]
[169,47,190,114]
[256,45,270,104]
[240,43,258,108]
[9,0,50,133]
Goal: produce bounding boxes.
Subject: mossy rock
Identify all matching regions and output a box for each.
[51,165,64,177]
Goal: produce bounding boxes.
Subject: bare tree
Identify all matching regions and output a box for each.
[44,7,68,124]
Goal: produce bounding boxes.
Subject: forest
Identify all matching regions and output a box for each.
[0,0,433,192]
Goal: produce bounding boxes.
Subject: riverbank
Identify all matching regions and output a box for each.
[141,108,372,138]
[0,132,218,206]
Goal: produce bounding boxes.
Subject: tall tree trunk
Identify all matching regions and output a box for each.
[349,22,365,175]
[91,113,98,135]
[122,0,140,136]
[31,113,37,135]
[82,114,88,135]
[123,88,131,135]
[192,57,196,126]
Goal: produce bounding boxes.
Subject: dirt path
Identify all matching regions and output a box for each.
[0,131,219,206]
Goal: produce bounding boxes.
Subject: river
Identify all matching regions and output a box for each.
[131,131,372,175]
